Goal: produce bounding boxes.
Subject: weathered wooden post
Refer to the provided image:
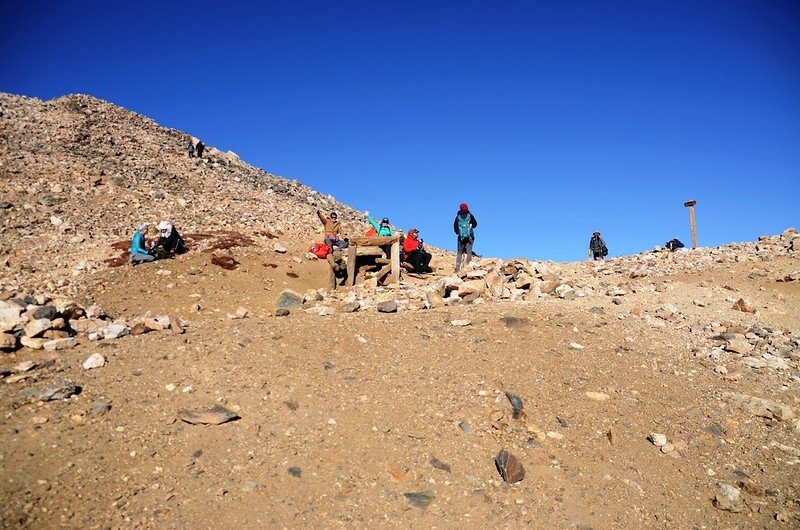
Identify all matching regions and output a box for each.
[684,200,697,249]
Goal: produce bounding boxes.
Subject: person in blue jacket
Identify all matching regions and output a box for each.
[130,223,155,265]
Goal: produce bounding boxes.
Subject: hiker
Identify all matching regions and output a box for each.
[196,140,205,158]
[665,238,685,251]
[316,209,348,249]
[151,220,186,258]
[188,139,195,158]
[366,214,394,237]
[453,203,478,272]
[403,228,432,273]
[130,223,155,265]
[588,231,608,260]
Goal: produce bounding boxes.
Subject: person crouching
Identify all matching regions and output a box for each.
[151,220,186,258]
[403,228,432,273]
[130,223,155,265]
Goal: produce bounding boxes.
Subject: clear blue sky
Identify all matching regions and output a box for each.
[2,1,798,261]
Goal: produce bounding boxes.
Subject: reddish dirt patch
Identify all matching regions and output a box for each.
[104,232,254,267]
[211,254,239,270]
[184,232,255,252]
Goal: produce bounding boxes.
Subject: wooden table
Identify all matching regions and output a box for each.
[346,235,401,286]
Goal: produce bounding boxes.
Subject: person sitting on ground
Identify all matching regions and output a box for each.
[366,214,394,237]
[403,228,433,273]
[151,220,186,258]
[316,209,348,249]
[665,238,685,251]
[588,231,608,260]
[130,223,155,265]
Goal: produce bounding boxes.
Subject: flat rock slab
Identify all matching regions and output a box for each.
[403,491,435,510]
[723,392,794,422]
[39,380,80,401]
[43,337,78,351]
[178,404,240,425]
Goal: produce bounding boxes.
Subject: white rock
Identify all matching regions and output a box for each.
[82,353,106,370]
[450,319,471,327]
[569,342,584,350]
[585,392,610,401]
[103,323,129,340]
[274,243,287,253]
[43,337,78,351]
[648,432,668,447]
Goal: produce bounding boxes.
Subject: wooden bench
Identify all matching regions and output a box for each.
[346,235,400,286]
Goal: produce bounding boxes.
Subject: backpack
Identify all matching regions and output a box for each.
[457,213,473,242]
[309,243,330,259]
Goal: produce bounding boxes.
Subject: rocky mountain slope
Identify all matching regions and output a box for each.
[0,92,798,528]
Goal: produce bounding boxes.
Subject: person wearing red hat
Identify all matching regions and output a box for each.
[453,203,478,272]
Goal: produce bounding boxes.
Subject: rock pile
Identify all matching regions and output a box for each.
[0,291,184,355]
[281,227,800,316]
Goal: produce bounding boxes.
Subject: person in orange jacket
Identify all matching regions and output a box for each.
[403,228,432,273]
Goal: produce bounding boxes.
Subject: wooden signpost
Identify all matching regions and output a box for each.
[684,199,697,249]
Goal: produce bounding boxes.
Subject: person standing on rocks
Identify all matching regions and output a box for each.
[196,140,205,158]
[588,231,608,260]
[454,203,477,272]
[317,210,348,250]
[188,139,195,158]
[130,223,155,265]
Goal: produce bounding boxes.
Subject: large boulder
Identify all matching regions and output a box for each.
[23,318,52,338]
[0,305,24,333]
[457,279,485,298]
[485,271,505,298]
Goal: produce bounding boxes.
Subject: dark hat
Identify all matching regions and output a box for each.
[459,203,468,212]
[381,217,389,224]
[593,231,601,236]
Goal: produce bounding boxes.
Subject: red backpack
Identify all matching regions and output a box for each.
[309,243,330,259]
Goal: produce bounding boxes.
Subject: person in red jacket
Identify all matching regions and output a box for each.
[403,228,432,273]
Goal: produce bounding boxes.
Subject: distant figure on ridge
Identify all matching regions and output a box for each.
[665,238,685,251]
[195,140,205,158]
[454,202,477,272]
[188,139,196,158]
[316,210,348,250]
[151,220,186,258]
[130,223,155,265]
[403,228,432,273]
[588,231,608,260]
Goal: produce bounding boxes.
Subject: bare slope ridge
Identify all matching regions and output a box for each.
[1,92,799,528]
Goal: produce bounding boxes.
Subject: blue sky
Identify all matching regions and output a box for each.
[2,1,798,261]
